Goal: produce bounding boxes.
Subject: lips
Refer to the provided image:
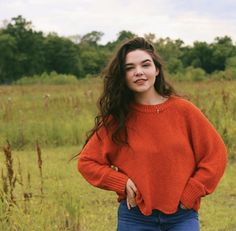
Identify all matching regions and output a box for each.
[134,79,147,84]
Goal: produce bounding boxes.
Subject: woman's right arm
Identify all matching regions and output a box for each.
[77,127,129,196]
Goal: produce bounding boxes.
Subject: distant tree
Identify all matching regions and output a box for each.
[226,56,236,69]
[211,36,236,71]
[105,30,137,50]
[116,30,136,42]
[0,33,17,83]
[144,33,156,43]
[44,34,80,76]
[1,15,45,82]
[80,31,104,45]
[1,15,236,83]
[185,41,213,73]
[167,58,184,74]
[67,34,81,44]
[154,37,184,73]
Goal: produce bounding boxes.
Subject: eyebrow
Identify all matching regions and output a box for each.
[125,59,152,66]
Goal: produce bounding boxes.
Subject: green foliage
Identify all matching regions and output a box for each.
[80,31,104,45]
[1,15,236,83]
[44,34,80,76]
[226,56,236,68]
[171,67,207,81]
[211,36,236,71]
[210,68,236,81]
[167,57,184,74]
[116,30,136,43]
[155,37,184,65]
[14,72,79,85]
[0,33,17,83]
[1,16,46,82]
[185,66,207,81]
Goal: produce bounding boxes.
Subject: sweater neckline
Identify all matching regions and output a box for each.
[130,95,177,113]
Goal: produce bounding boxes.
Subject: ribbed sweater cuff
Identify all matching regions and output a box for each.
[180,178,206,209]
[104,171,129,195]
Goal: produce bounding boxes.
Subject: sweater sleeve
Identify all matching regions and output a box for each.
[77,126,129,196]
[180,101,227,209]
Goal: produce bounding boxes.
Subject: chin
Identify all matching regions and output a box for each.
[133,89,150,94]
[132,87,151,93]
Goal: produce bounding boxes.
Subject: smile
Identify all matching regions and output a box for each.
[134,79,147,84]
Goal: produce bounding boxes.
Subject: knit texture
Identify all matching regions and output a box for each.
[77,95,227,216]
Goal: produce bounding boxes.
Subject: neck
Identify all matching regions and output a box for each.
[134,89,165,105]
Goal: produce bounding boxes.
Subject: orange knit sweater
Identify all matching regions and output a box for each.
[77,95,227,216]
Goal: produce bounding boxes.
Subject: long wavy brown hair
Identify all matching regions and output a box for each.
[84,37,177,147]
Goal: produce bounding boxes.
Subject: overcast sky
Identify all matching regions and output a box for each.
[0,0,236,45]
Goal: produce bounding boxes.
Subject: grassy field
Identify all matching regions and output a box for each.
[0,146,235,231]
[0,78,236,230]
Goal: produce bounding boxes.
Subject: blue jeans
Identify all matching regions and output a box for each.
[117,200,200,231]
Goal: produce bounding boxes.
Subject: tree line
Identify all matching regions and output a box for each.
[0,15,236,84]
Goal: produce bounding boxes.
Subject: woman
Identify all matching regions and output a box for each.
[77,37,227,231]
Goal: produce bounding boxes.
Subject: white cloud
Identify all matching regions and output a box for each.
[0,0,235,44]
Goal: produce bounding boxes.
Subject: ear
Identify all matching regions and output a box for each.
[155,68,159,76]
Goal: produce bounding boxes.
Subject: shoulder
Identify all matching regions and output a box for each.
[171,95,202,115]
[170,95,209,123]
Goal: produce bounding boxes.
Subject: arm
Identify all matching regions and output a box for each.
[180,102,227,209]
[77,127,129,196]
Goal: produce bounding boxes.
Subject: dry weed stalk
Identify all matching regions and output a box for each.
[17,157,32,211]
[223,127,228,142]
[1,168,8,197]
[43,94,50,111]
[36,140,43,196]
[3,97,13,122]
[222,90,229,112]
[23,171,32,214]
[84,90,93,103]
[3,140,16,203]
[17,157,23,186]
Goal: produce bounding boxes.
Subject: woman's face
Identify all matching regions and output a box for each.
[124,49,159,95]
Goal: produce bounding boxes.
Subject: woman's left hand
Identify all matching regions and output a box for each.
[126,178,137,209]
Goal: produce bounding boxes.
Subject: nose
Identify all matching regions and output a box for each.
[134,67,144,76]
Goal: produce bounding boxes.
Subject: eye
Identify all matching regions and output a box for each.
[143,63,151,68]
[125,66,134,71]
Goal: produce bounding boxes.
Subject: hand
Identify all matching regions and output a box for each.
[125,178,137,210]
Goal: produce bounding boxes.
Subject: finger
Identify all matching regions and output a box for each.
[130,203,137,208]
[127,179,137,193]
[126,186,135,198]
[126,198,130,210]
[130,183,137,193]
[129,198,137,207]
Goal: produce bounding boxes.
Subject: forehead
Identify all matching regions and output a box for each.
[125,49,153,64]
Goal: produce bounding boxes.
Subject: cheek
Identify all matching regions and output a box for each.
[125,73,132,83]
[125,75,134,90]
[146,68,158,76]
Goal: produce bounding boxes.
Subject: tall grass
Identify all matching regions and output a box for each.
[0,146,81,231]
[0,78,235,230]
[0,145,235,231]
[0,78,235,159]
[0,78,101,150]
